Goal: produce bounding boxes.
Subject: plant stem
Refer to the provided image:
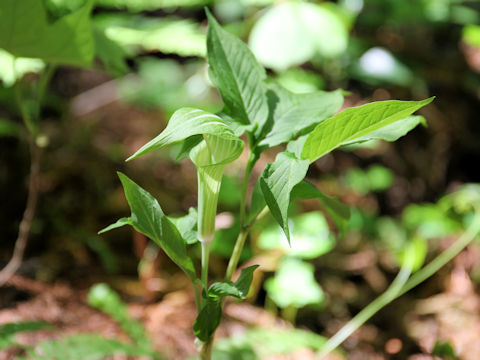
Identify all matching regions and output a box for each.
[225,229,248,281]
[399,210,480,296]
[193,281,202,313]
[239,152,256,227]
[199,337,214,360]
[319,210,480,358]
[36,64,56,120]
[0,140,40,286]
[201,241,211,288]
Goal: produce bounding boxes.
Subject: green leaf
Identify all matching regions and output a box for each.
[292,180,350,234]
[0,0,95,66]
[103,17,206,57]
[117,172,196,280]
[0,321,53,351]
[264,258,324,309]
[168,208,198,245]
[433,341,458,360]
[23,334,159,360]
[206,9,269,134]
[259,152,309,242]
[127,108,241,161]
[258,212,335,259]
[98,217,132,234]
[249,2,348,71]
[301,98,434,163]
[95,0,210,12]
[342,115,426,146]
[258,84,343,148]
[0,118,21,137]
[0,50,45,87]
[208,265,259,299]
[0,321,53,338]
[93,26,129,76]
[193,297,222,342]
[87,283,153,351]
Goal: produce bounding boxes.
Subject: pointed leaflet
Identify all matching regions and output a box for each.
[260,152,309,241]
[127,108,242,161]
[342,115,426,146]
[206,10,269,134]
[258,84,344,148]
[208,265,259,299]
[301,98,434,162]
[98,217,132,234]
[116,172,196,280]
[292,180,350,234]
[168,208,198,245]
[193,297,222,342]
[0,0,94,66]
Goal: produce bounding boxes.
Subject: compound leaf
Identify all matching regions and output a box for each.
[117,172,196,280]
[0,0,95,66]
[259,84,343,148]
[259,152,309,242]
[301,98,434,162]
[206,9,269,135]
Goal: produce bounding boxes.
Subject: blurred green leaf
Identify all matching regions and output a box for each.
[214,327,326,359]
[87,283,153,351]
[398,236,428,272]
[402,203,461,239]
[95,0,210,12]
[463,25,480,47]
[0,321,53,351]
[301,98,434,163]
[274,68,325,94]
[265,257,324,309]
[258,212,335,259]
[351,47,415,86]
[0,50,45,87]
[0,0,94,66]
[291,180,350,234]
[23,334,159,359]
[433,340,458,360]
[259,152,309,242]
[249,2,348,71]
[219,176,241,207]
[93,27,129,76]
[0,118,22,137]
[104,17,206,57]
[206,9,269,136]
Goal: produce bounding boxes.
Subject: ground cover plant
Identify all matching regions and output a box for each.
[98,10,439,359]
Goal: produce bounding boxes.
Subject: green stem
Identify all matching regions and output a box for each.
[201,241,211,288]
[239,152,257,227]
[193,281,202,313]
[225,229,248,281]
[199,337,214,360]
[399,211,480,296]
[36,64,56,121]
[319,210,480,358]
